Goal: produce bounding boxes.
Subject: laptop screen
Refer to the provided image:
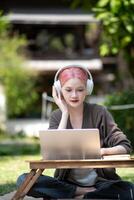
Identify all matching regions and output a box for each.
[39,129,101,160]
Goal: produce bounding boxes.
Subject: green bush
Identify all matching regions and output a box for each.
[104,90,134,148]
[0,12,39,118]
[0,132,40,155]
[0,65,39,118]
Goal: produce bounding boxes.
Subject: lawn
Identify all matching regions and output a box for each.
[0,134,54,195]
[0,155,54,195]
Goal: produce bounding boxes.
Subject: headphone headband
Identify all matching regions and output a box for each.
[54,65,93,82]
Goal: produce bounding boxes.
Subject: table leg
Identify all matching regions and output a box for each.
[21,169,44,198]
[11,169,43,200]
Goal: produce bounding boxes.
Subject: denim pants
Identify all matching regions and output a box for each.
[17,173,76,199]
[17,173,134,199]
[84,179,134,200]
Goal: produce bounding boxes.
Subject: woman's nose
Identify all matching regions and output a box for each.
[71,90,77,97]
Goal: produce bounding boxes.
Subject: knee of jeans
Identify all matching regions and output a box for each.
[16,173,28,187]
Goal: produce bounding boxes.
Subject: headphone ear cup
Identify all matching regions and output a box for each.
[86,79,94,95]
[54,80,61,95]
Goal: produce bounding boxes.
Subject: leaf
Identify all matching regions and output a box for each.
[111,46,118,54]
[98,0,109,7]
[123,0,129,6]
[108,27,117,34]
[125,24,133,33]
[100,43,109,56]
[130,0,134,4]
[121,36,132,47]
[110,0,121,13]
[109,17,118,23]
[93,7,105,12]
[97,12,111,20]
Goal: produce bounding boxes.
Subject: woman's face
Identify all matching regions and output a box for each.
[61,78,87,108]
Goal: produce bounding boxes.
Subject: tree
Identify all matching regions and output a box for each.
[71,0,134,89]
[93,0,134,89]
[0,12,39,118]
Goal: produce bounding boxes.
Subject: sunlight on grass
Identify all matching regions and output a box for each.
[0,155,54,195]
[117,168,134,182]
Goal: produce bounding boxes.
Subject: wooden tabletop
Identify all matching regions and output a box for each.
[28,158,134,169]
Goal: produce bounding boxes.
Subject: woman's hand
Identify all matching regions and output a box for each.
[101,145,127,156]
[52,86,69,129]
[75,186,96,197]
[52,86,68,114]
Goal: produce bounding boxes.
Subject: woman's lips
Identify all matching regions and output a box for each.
[70,100,79,103]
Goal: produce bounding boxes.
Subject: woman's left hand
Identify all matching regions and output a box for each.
[101,145,127,156]
[100,148,106,156]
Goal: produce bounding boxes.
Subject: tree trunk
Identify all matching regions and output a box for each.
[117,50,134,90]
[129,46,134,78]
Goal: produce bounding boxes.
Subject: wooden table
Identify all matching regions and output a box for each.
[12,158,134,200]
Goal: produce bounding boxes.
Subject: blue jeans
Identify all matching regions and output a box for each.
[17,173,76,199]
[84,179,134,200]
[17,173,134,199]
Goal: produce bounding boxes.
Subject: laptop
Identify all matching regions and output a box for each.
[39,129,101,160]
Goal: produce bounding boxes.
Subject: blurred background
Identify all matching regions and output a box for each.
[0,0,134,196]
[0,0,133,140]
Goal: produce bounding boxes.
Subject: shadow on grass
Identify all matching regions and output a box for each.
[0,182,16,195]
[0,143,40,156]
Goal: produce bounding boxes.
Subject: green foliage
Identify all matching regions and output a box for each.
[70,0,97,11]
[104,90,134,148]
[0,13,39,118]
[0,15,9,35]
[0,65,39,118]
[93,0,134,56]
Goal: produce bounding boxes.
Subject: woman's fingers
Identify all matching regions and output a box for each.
[52,85,68,113]
[52,86,61,104]
[52,85,61,99]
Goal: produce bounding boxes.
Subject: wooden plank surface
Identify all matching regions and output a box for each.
[28,158,134,169]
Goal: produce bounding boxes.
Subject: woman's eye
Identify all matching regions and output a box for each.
[65,89,72,92]
[77,89,85,92]
[64,88,85,92]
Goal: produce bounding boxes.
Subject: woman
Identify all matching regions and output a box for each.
[17,65,133,199]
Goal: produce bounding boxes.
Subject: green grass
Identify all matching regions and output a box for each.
[0,155,54,195]
[0,134,54,195]
[116,168,134,183]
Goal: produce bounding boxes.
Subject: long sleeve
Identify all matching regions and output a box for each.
[94,105,132,153]
[48,109,62,129]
